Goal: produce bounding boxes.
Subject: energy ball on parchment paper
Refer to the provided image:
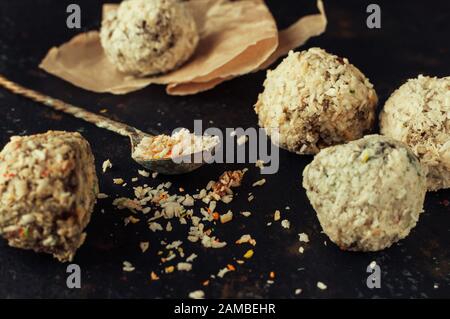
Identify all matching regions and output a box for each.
[380,75,450,191]
[302,135,427,251]
[255,48,378,154]
[0,131,99,262]
[100,0,199,77]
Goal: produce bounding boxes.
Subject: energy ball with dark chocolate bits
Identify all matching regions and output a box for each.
[0,131,99,262]
[100,0,199,76]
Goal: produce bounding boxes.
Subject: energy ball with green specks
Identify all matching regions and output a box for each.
[380,75,450,191]
[0,131,98,262]
[100,0,199,76]
[255,48,378,154]
[302,135,427,251]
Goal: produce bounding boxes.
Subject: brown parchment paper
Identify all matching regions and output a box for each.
[39,0,327,96]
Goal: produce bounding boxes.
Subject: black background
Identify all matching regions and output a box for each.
[0,0,449,298]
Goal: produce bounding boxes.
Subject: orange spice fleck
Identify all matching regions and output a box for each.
[150,272,160,281]
[165,266,175,274]
[243,249,254,259]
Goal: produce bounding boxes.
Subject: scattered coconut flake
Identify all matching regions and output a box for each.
[122,261,135,272]
[162,252,176,263]
[317,281,327,290]
[248,195,254,202]
[152,172,158,178]
[140,242,150,253]
[299,246,304,254]
[220,210,233,224]
[237,135,248,145]
[255,159,265,169]
[166,240,183,250]
[182,195,194,207]
[221,195,233,204]
[186,253,198,263]
[189,290,205,299]
[149,222,163,232]
[295,288,302,295]
[201,234,227,249]
[162,201,184,218]
[240,211,252,217]
[97,193,109,199]
[177,262,192,272]
[252,178,266,187]
[236,234,256,246]
[281,219,290,229]
[164,182,172,189]
[138,169,150,177]
[166,221,173,232]
[299,233,310,243]
[274,210,281,221]
[113,178,124,185]
[217,267,231,278]
[102,159,112,173]
[124,215,140,225]
[131,177,138,182]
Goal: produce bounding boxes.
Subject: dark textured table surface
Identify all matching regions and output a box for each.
[0,0,449,299]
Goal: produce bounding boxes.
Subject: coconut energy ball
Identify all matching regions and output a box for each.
[100,0,199,76]
[255,48,378,154]
[380,75,450,191]
[303,135,427,251]
[0,131,98,262]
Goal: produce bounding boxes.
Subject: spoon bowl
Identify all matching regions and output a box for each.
[129,130,217,175]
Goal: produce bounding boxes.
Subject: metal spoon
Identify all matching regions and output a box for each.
[0,74,216,175]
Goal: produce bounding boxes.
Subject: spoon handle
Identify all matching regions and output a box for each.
[0,74,145,138]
